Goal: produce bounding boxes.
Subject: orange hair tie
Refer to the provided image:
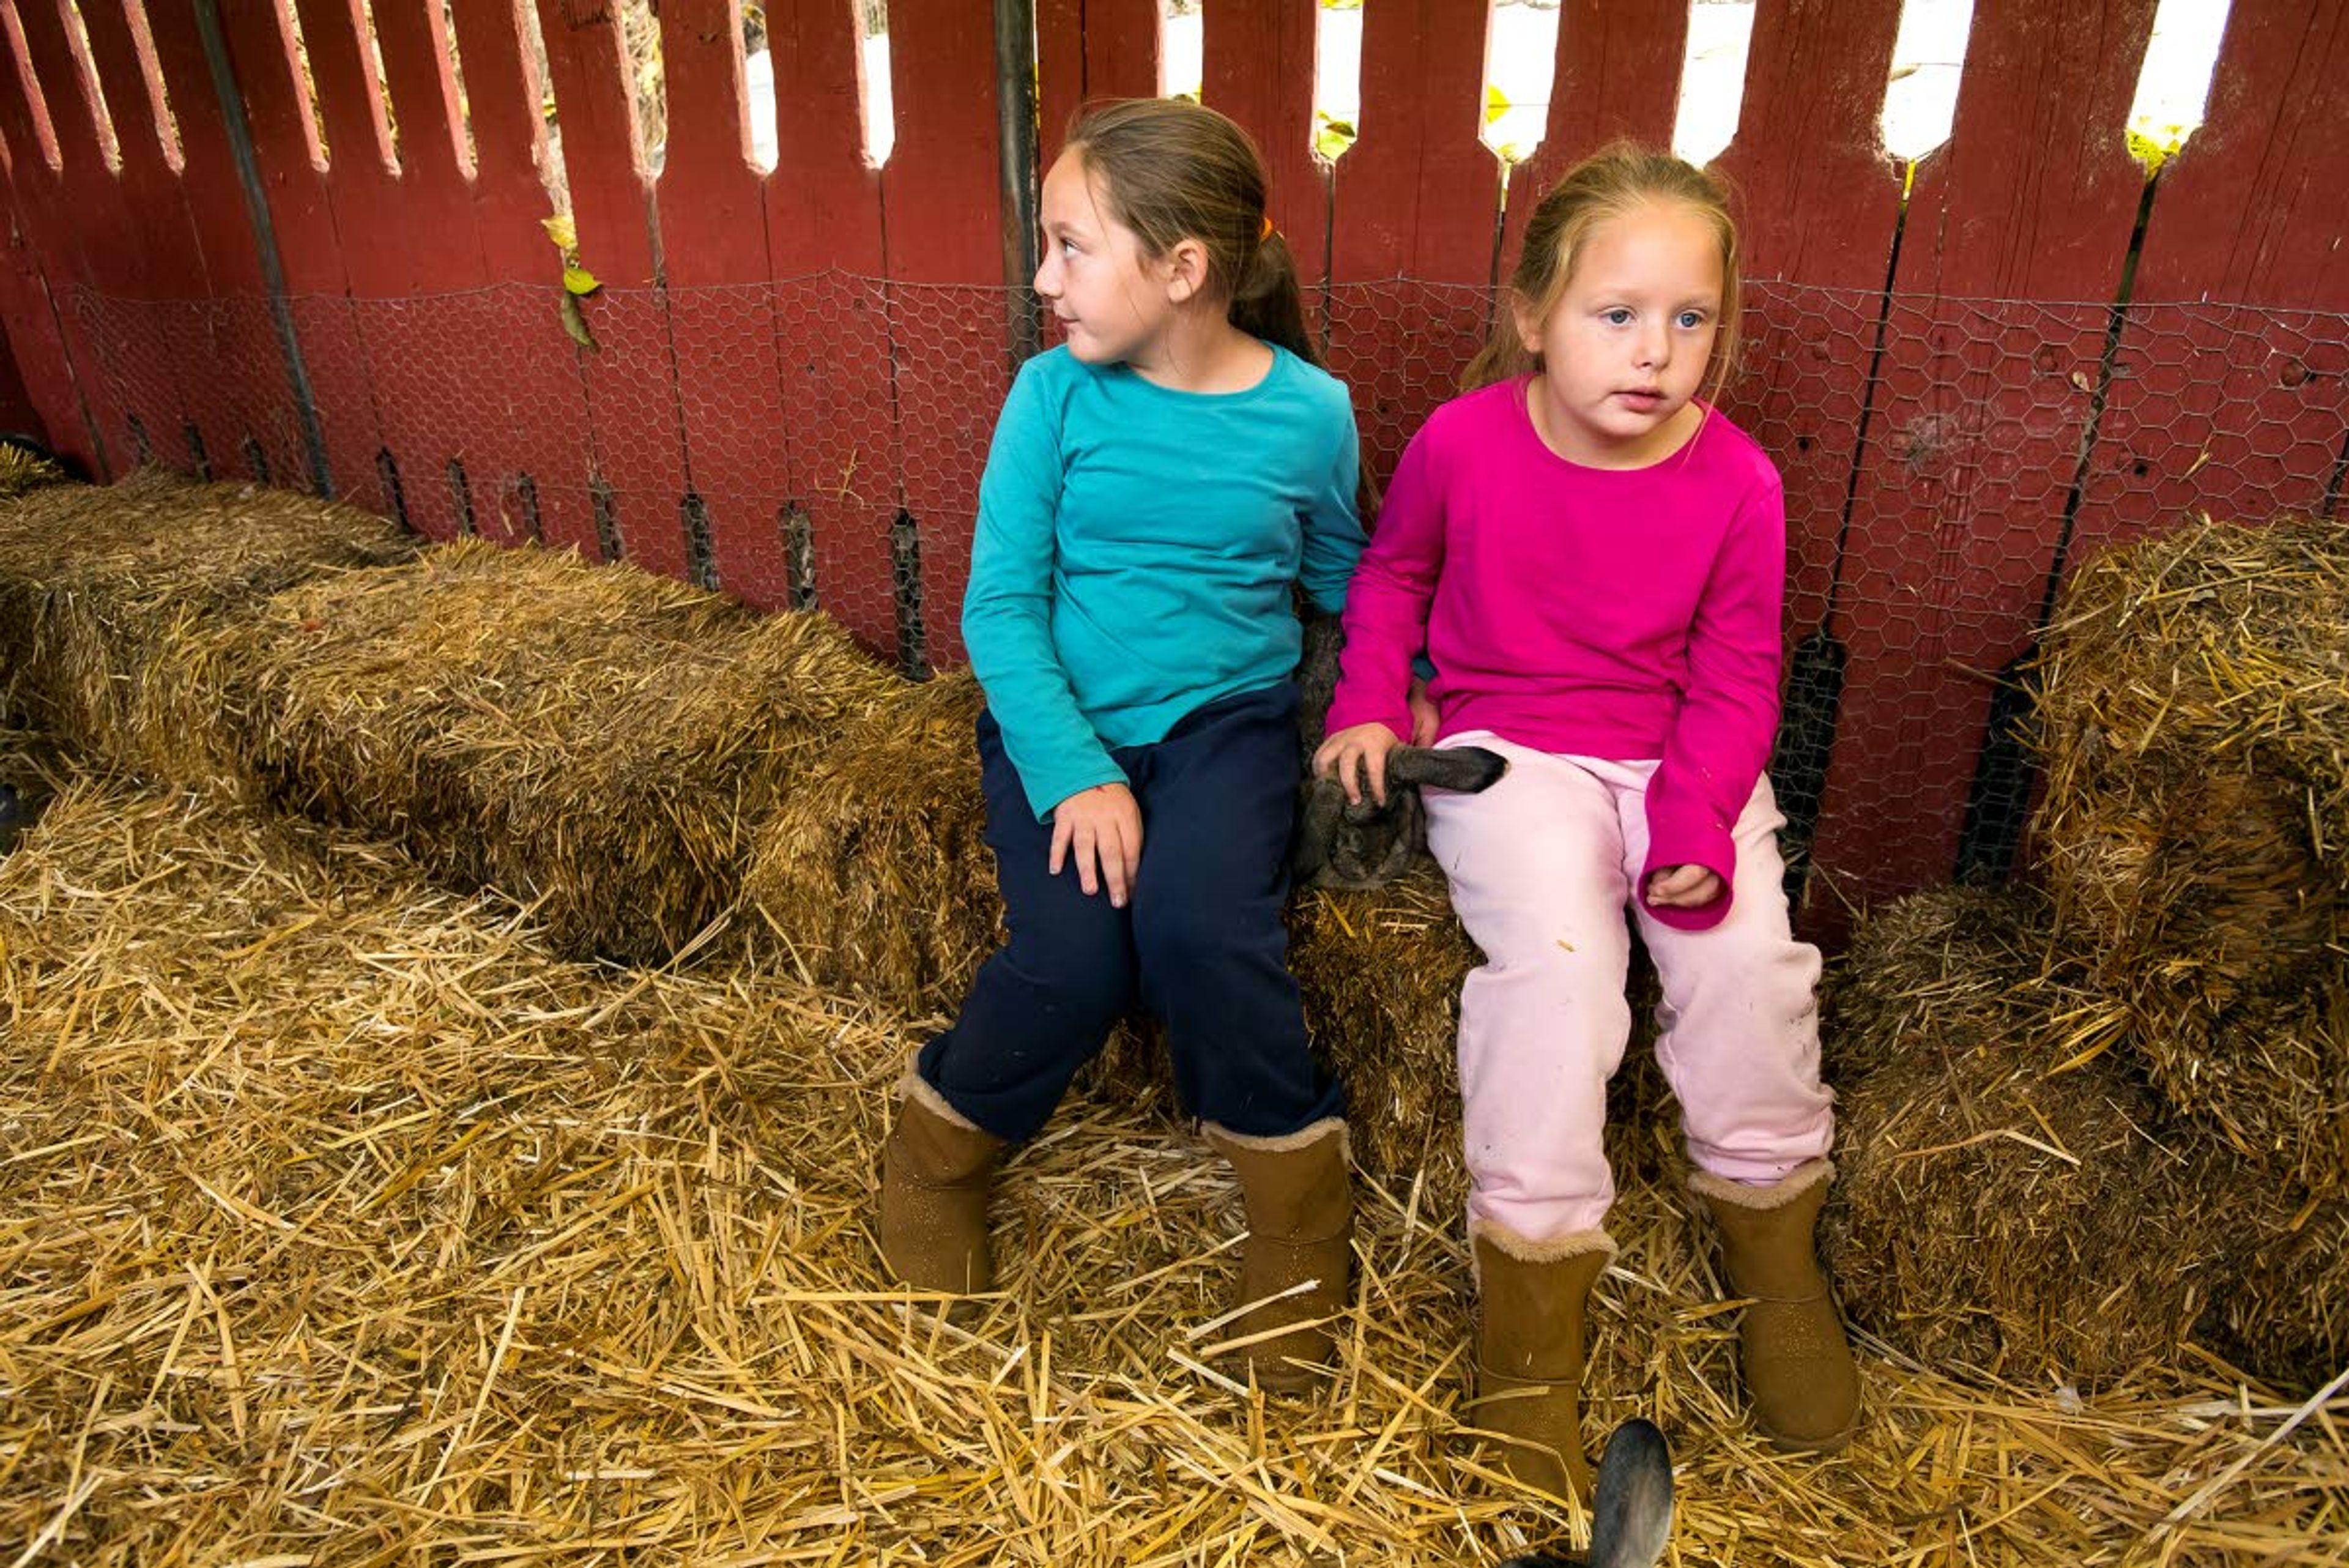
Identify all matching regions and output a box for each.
[1259,215,1275,243]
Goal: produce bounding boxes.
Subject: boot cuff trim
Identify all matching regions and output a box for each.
[897,1062,986,1135]
[1202,1117,1349,1159]
[1689,1157,1835,1211]
[1469,1217,1619,1265]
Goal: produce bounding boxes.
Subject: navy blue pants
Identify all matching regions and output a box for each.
[916,681,1343,1143]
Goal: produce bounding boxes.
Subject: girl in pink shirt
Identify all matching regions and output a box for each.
[1318,147,1857,1500]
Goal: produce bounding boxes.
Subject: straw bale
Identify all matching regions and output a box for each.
[6,771,2348,1564]
[2036,515,2349,1186]
[0,468,414,781]
[1822,886,2226,1388]
[217,537,903,962]
[0,441,69,501]
[744,666,1001,1010]
[2204,1169,2349,1391]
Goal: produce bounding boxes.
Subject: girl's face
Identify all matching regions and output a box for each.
[1512,200,1724,469]
[1034,150,1185,370]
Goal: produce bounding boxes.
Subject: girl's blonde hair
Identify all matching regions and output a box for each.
[1062,98,1319,366]
[1464,143,1742,404]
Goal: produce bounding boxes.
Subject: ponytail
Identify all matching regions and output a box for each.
[1230,230,1321,367]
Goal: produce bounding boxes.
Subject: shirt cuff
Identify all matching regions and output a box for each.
[1638,816,1737,932]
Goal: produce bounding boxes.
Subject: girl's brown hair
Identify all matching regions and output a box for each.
[1062,98,1320,366]
[1464,143,1742,404]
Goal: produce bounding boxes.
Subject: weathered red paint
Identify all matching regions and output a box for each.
[880,0,1008,669]
[1710,0,1904,650]
[656,0,798,605]
[1805,0,2159,920]
[1203,0,1326,290]
[763,0,895,653]
[1326,0,1500,490]
[533,0,689,577]
[1497,0,1688,271]
[1036,0,1159,168]
[444,0,599,554]
[2076,0,2349,554]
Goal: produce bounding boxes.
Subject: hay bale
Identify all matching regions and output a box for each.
[2204,1167,2349,1391]
[0,469,414,779]
[2036,515,2349,1187]
[1286,869,1478,1194]
[744,667,1000,1010]
[217,538,902,962]
[1823,886,2228,1388]
[0,442,69,502]
[9,768,2349,1564]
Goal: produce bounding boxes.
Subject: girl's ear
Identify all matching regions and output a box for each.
[1163,236,1211,303]
[1508,289,1545,354]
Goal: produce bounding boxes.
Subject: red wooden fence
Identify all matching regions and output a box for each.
[0,0,2343,936]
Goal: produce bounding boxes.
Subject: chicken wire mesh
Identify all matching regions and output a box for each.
[58,274,2349,913]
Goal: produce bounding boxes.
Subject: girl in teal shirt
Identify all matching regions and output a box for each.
[877,98,1364,1394]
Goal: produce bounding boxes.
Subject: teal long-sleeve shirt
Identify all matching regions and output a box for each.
[962,343,1365,820]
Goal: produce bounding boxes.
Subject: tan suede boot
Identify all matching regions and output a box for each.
[1464,1224,1614,1503]
[1691,1159,1860,1452]
[878,1074,1007,1294]
[1202,1119,1354,1392]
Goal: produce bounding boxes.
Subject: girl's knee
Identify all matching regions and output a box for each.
[1000,926,1134,1022]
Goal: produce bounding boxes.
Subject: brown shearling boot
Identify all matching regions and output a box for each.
[1463,1223,1615,1503]
[1691,1158,1861,1452]
[878,1073,1007,1294]
[1203,1118,1354,1392]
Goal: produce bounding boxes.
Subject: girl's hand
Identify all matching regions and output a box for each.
[1050,782,1143,907]
[1646,864,1724,909]
[1406,674,1441,746]
[1314,723,1402,806]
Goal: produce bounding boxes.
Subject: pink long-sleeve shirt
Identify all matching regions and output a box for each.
[1325,378,1787,932]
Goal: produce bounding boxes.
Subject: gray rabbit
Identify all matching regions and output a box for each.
[1294,609,1505,888]
[1496,1418,1675,1568]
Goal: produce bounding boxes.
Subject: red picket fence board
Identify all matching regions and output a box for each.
[1710,0,1904,646]
[0,185,87,463]
[69,0,278,483]
[368,0,524,539]
[0,9,124,476]
[135,0,299,486]
[1037,0,1159,167]
[1497,0,1689,272]
[656,0,796,606]
[762,0,894,653]
[445,0,599,553]
[2075,0,2349,555]
[881,0,1008,669]
[292,0,462,535]
[0,218,48,439]
[533,0,688,578]
[1203,0,1327,291]
[1327,0,1499,488]
[11,0,189,469]
[207,0,387,510]
[1806,0,2160,921]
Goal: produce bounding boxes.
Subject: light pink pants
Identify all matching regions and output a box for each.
[1424,737,1833,1241]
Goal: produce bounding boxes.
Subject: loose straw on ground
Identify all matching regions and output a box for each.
[9,750,2345,1564]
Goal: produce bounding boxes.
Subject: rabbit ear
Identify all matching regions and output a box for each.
[1295,610,1346,751]
[1587,1419,1674,1568]
[1294,776,1346,880]
[1386,744,1508,795]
